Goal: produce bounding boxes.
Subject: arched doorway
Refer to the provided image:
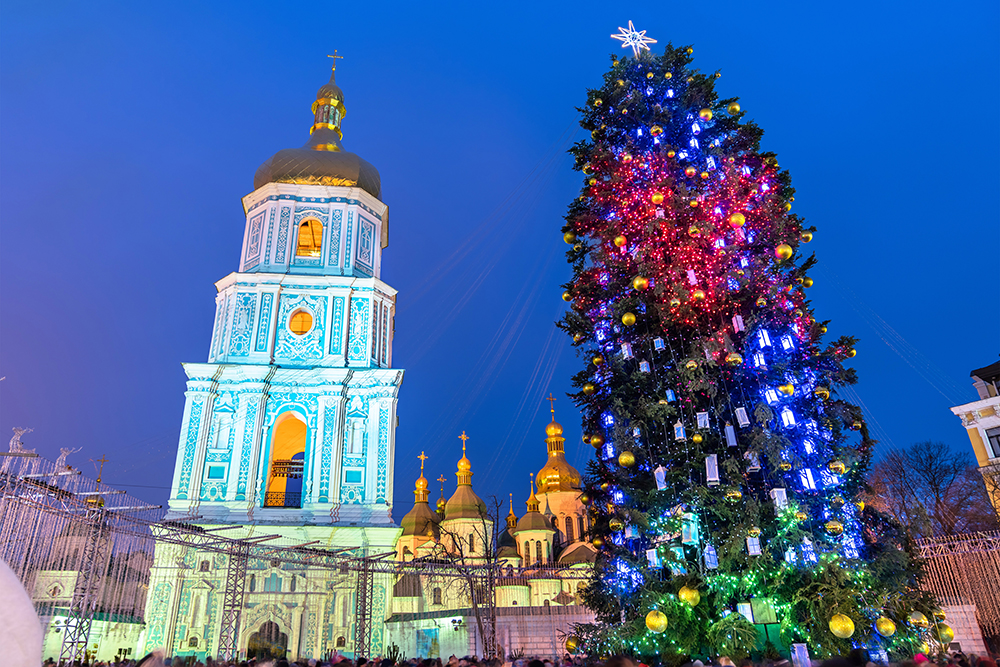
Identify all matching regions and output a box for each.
[265,413,306,508]
[247,620,287,660]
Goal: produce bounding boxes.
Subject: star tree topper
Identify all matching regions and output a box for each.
[611,20,657,57]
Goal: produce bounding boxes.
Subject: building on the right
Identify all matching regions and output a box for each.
[950,359,1000,517]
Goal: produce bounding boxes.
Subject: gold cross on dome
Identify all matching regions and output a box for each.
[417,451,427,473]
[458,431,469,453]
[546,393,557,418]
[326,50,344,71]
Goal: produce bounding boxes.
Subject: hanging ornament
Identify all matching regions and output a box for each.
[725,352,743,367]
[704,544,719,569]
[692,289,706,301]
[651,192,665,204]
[650,124,664,136]
[775,244,793,260]
[814,386,830,400]
[801,231,813,243]
[593,98,603,107]
[614,235,627,247]
[562,291,572,302]
[688,225,701,237]
[645,610,668,633]
[593,355,604,366]
[590,434,605,448]
[828,460,847,475]
[565,636,581,654]
[910,611,929,628]
[653,465,667,490]
[747,536,762,556]
[674,420,687,441]
[725,488,743,503]
[609,518,624,532]
[622,312,636,326]
[748,526,762,537]
[728,212,746,228]
[670,298,681,308]
[727,102,741,115]
[855,500,865,511]
[770,488,788,509]
[706,454,720,486]
[802,276,814,288]
[678,586,701,606]
[563,232,577,244]
[829,613,856,639]
[825,520,844,536]
[830,495,846,509]
[592,536,604,547]
[794,510,808,522]
[780,462,793,472]
[692,433,703,444]
[936,623,955,644]
[618,451,636,467]
[778,383,794,396]
[666,150,676,158]
[933,609,947,621]
[582,383,596,395]
[756,297,767,307]
[632,276,649,291]
[622,152,633,163]
[875,617,896,637]
[684,166,697,178]
[699,108,713,121]
[685,359,699,370]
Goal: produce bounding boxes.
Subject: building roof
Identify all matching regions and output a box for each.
[972,360,1000,384]
[558,542,597,564]
[535,412,582,494]
[444,435,487,520]
[254,68,381,199]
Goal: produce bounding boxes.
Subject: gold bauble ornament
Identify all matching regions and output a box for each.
[936,623,955,644]
[729,212,746,228]
[562,291,572,302]
[686,47,694,54]
[609,518,624,531]
[650,125,664,136]
[646,72,654,79]
[756,297,767,307]
[692,289,706,301]
[590,434,605,447]
[580,492,590,503]
[725,488,743,503]
[802,276,814,288]
[847,348,857,357]
[727,102,741,115]
[689,200,699,208]
[778,383,794,396]
[679,586,701,606]
[573,333,583,343]
[619,451,636,467]
[828,460,847,475]
[825,520,844,536]
[819,325,828,334]
[919,643,931,655]
[614,235,627,247]
[933,609,947,621]
[855,500,865,512]
[664,72,673,79]
[600,482,609,491]
[688,225,701,237]
[692,433,703,444]
[801,231,813,243]
[622,152,633,163]
[699,109,713,121]
[684,166,697,178]
[651,192,665,204]
[725,352,743,367]
[632,276,649,291]
[815,387,830,400]
[910,611,929,628]
[565,636,581,654]
[563,231,577,244]
[593,355,604,366]
[687,76,695,83]
[685,360,698,370]
[700,171,710,180]
[582,383,596,395]
[617,79,625,86]
[829,613,855,639]
[593,98,602,107]
[831,495,846,509]
[670,298,681,308]
[645,610,668,633]
[875,617,896,637]
[592,536,604,548]
[622,312,636,326]
[851,421,863,431]
[794,510,808,521]
[666,150,676,158]
[784,202,792,212]
[748,526,762,537]
[589,178,597,186]
[775,243,794,260]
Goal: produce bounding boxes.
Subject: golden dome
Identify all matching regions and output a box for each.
[536,455,582,494]
[545,421,564,437]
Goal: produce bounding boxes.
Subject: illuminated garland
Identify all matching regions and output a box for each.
[559,44,938,663]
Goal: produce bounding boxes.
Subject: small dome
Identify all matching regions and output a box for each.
[445,485,487,520]
[400,501,440,538]
[415,474,428,491]
[536,455,582,494]
[545,421,564,437]
[515,511,554,534]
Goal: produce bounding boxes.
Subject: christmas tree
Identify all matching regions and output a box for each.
[560,38,938,663]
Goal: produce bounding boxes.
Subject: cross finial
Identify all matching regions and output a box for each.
[92,454,109,486]
[546,393,557,421]
[437,474,447,495]
[509,493,514,513]
[458,430,469,454]
[326,50,344,71]
[417,451,428,474]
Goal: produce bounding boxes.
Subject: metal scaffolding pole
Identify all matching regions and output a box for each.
[58,505,110,665]
[477,564,499,659]
[354,554,375,659]
[218,541,251,661]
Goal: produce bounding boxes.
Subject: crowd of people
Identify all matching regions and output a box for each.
[41,649,1000,667]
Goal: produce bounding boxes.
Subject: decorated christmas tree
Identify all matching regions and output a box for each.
[560,29,939,664]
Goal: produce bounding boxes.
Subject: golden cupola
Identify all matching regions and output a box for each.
[444,432,487,520]
[535,399,582,494]
[514,476,554,533]
[399,452,440,539]
[254,58,381,199]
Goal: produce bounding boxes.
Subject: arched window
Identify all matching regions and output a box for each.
[265,414,306,508]
[433,587,442,605]
[289,310,313,335]
[543,599,551,607]
[200,560,210,572]
[564,516,574,542]
[249,574,256,592]
[523,541,529,558]
[468,533,475,553]
[336,636,347,647]
[290,576,296,593]
[535,541,542,563]
[578,516,585,540]
[188,637,198,648]
[296,219,323,257]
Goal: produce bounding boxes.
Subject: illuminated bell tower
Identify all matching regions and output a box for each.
[165,61,402,526]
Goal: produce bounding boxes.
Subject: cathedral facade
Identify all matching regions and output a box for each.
[142,64,593,663]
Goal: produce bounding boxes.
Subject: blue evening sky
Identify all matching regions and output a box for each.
[1,1,997,514]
